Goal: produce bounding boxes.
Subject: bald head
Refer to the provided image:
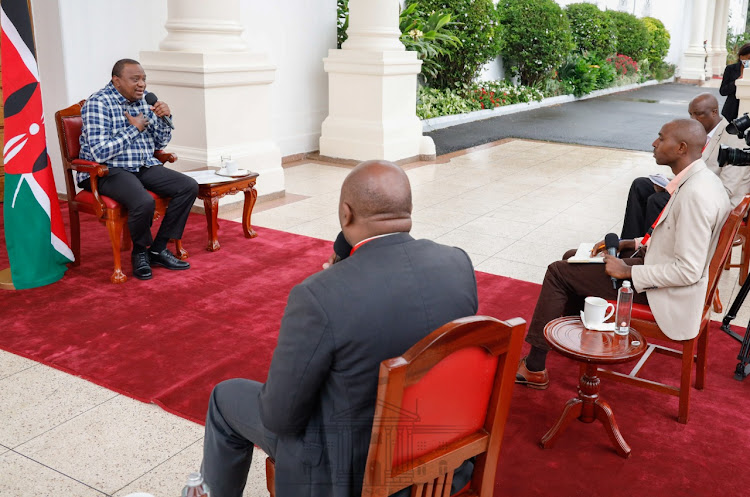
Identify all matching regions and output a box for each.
[339,160,412,244]
[653,119,707,173]
[669,118,707,156]
[688,93,721,133]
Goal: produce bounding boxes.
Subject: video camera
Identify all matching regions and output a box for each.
[718,113,750,167]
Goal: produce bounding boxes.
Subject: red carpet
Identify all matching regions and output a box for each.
[1,206,750,496]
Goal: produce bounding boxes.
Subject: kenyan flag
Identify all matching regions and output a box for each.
[2,0,73,289]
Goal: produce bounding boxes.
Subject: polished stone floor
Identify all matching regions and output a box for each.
[2,138,749,496]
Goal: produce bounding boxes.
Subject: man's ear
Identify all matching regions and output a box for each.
[340,201,353,227]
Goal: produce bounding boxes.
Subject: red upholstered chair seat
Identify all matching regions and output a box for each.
[606,301,654,322]
[73,190,161,210]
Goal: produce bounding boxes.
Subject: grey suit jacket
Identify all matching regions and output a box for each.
[258,233,479,497]
[632,160,730,340]
[702,118,750,207]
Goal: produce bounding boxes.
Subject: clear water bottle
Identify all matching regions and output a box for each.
[181,472,210,497]
[615,280,633,336]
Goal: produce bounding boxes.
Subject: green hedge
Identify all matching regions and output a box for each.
[643,17,670,66]
[496,0,574,86]
[565,2,616,59]
[408,0,501,89]
[606,10,650,61]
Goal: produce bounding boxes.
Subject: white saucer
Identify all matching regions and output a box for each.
[216,168,251,178]
[580,311,615,332]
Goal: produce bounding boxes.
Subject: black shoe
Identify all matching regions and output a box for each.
[149,248,190,270]
[131,251,152,280]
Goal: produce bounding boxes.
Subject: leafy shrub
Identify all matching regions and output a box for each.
[565,3,616,59]
[727,32,750,64]
[643,17,670,66]
[650,60,676,80]
[399,3,461,83]
[497,0,574,86]
[605,10,650,61]
[337,0,348,48]
[588,56,617,89]
[417,87,481,119]
[408,0,501,89]
[559,56,597,97]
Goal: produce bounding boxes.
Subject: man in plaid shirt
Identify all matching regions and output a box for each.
[78,59,198,280]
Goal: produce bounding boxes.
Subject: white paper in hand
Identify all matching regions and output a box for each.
[567,242,605,263]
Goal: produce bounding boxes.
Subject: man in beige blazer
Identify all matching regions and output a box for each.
[516,119,730,389]
[621,93,746,240]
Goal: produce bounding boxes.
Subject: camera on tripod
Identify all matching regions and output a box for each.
[718,113,750,167]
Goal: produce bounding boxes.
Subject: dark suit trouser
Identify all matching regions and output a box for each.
[202,379,278,497]
[80,166,198,250]
[621,177,670,239]
[525,250,649,351]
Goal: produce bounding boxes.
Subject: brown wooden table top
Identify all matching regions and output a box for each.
[544,316,647,365]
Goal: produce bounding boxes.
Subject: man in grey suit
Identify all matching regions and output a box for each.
[201,160,479,497]
[517,119,730,389]
[620,93,746,239]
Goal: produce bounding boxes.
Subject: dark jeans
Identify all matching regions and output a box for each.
[79,166,198,251]
[525,249,649,351]
[621,176,670,239]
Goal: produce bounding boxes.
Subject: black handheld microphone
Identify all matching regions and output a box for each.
[333,231,352,263]
[605,232,620,290]
[144,93,174,129]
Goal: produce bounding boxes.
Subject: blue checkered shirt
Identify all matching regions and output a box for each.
[77,81,173,185]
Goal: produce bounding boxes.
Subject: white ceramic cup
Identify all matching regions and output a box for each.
[224,159,238,175]
[583,296,614,326]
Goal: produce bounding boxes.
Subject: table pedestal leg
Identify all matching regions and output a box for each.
[242,187,258,239]
[203,196,221,252]
[540,364,631,457]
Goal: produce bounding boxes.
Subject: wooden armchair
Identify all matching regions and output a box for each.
[54,100,186,283]
[265,316,526,497]
[600,195,750,424]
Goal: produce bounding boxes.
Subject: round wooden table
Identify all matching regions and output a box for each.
[540,316,647,458]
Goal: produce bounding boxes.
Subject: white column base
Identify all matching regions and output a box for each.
[320,49,433,162]
[140,50,284,197]
[680,49,708,80]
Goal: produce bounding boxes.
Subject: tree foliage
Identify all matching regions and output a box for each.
[496,0,574,86]
[605,10,650,61]
[565,3,616,59]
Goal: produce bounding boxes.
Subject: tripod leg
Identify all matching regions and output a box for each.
[736,321,750,381]
[722,276,750,332]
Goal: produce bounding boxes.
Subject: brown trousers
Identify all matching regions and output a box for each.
[525,249,649,351]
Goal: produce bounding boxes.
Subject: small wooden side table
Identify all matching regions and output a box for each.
[184,170,260,252]
[540,316,647,458]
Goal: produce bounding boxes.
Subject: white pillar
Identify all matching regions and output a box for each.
[712,0,731,76]
[681,0,709,81]
[703,1,717,80]
[319,0,436,162]
[139,0,284,197]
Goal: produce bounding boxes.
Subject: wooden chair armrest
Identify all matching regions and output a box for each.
[154,150,177,163]
[71,159,109,177]
[71,159,109,219]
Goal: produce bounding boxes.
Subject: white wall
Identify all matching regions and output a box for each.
[239,1,336,157]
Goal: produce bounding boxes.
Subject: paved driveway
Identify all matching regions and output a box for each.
[427,83,725,155]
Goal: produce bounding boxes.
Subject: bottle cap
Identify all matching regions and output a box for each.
[622,280,631,288]
[186,472,204,486]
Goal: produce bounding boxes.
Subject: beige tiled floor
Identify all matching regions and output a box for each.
[3,138,750,496]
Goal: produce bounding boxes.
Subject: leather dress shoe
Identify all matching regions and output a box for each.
[516,357,549,390]
[131,251,152,280]
[149,248,190,270]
